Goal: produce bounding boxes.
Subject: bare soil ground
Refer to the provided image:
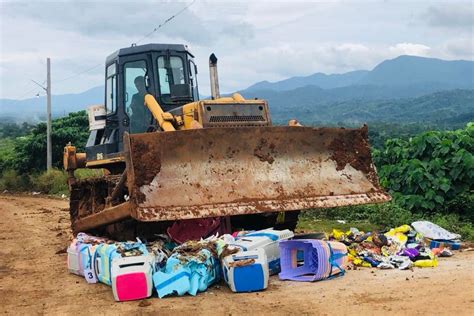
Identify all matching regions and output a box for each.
[0,194,473,315]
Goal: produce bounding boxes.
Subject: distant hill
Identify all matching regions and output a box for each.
[265,89,474,127]
[0,86,103,122]
[246,70,369,91]
[361,55,473,87]
[244,55,473,93]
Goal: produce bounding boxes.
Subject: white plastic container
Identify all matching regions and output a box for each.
[228,229,294,274]
[67,242,96,277]
[222,249,269,293]
[111,254,154,302]
[67,242,81,275]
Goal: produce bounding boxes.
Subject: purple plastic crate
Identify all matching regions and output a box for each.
[278,239,347,282]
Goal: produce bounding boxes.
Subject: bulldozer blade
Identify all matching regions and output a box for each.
[123,126,390,222]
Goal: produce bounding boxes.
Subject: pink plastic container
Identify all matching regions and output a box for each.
[111,255,154,301]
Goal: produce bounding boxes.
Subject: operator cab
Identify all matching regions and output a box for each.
[85,43,199,165]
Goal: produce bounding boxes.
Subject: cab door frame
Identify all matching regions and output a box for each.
[116,52,156,149]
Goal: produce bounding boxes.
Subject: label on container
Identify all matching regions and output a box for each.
[84,268,98,284]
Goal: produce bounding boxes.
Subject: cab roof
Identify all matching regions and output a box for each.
[105,43,190,65]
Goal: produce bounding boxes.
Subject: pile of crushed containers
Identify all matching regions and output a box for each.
[67,221,461,302]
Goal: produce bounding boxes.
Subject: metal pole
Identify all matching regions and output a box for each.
[46,58,52,170]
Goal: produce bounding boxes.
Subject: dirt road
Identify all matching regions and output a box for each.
[0,194,473,315]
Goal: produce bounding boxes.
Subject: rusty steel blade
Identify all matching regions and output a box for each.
[124,126,391,222]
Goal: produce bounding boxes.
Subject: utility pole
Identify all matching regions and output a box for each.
[46,58,52,171]
[31,58,52,171]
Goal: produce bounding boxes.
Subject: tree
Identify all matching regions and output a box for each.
[13,111,89,173]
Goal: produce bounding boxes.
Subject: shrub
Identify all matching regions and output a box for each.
[0,169,31,191]
[367,202,416,229]
[374,123,473,214]
[32,169,68,195]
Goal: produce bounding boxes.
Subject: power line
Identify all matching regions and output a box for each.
[53,63,102,84]
[45,1,196,86]
[14,80,47,100]
[133,0,197,45]
[16,0,197,98]
[15,86,40,100]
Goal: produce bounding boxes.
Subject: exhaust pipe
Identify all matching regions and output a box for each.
[209,53,220,99]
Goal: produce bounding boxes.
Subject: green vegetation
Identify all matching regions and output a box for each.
[270,89,474,128]
[297,218,380,234]
[0,111,90,195]
[373,123,473,215]
[13,111,89,173]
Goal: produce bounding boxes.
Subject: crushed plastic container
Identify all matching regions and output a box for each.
[222,248,269,293]
[94,243,120,285]
[228,228,294,274]
[94,242,148,286]
[153,248,220,298]
[279,240,347,282]
[67,233,106,277]
[111,254,154,301]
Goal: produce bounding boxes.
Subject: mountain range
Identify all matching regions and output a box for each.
[244,55,473,92]
[1,55,473,125]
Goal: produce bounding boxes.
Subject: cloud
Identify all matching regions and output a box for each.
[424,4,474,29]
[443,38,474,59]
[0,1,472,99]
[389,43,431,57]
[2,1,254,46]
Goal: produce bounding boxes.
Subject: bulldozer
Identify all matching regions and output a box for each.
[63,43,390,240]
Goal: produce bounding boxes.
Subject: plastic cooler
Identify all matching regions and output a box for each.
[67,242,97,277]
[94,243,121,285]
[222,248,269,292]
[228,228,294,274]
[111,255,154,301]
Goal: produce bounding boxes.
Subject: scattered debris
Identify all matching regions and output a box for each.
[330,222,461,270]
[65,222,462,302]
[138,300,151,307]
[56,247,67,254]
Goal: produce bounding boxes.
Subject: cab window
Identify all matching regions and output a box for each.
[157,56,185,101]
[105,63,116,114]
[123,60,151,134]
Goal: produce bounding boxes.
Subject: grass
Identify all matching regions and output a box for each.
[0,168,106,196]
[297,218,381,234]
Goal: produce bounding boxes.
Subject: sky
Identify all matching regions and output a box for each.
[0,0,473,99]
